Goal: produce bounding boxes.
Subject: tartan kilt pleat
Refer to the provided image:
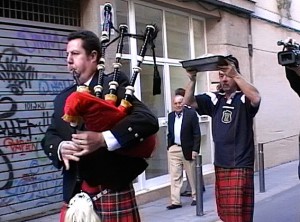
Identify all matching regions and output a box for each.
[94,184,140,222]
[215,167,254,222]
[60,182,140,222]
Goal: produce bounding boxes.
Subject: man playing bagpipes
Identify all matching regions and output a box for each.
[41,29,159,222]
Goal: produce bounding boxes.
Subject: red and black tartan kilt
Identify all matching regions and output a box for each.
[60,181,140,222]
[215,167,254,222]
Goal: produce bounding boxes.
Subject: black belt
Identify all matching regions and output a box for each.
[174,143,181,146]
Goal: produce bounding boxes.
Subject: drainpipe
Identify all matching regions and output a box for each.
[248,16,259,172]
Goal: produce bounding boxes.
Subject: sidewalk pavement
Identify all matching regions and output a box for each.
[25,160,299,222]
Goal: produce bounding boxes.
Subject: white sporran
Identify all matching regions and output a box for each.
[64,191,101,222]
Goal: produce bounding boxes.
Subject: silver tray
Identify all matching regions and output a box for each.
[180,55,231,72]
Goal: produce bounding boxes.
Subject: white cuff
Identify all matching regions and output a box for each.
[57,141,65,161]
[102,130,121,151]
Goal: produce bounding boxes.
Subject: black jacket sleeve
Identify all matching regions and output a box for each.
[108,72,159,148]
[286,67,300,97]
[190,108,201,153]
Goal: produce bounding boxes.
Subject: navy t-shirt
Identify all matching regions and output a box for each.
[195,91,259,168]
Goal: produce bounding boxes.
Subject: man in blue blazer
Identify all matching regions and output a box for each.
[166,94,201,209]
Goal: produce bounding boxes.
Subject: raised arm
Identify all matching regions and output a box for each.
[183,70,198,109]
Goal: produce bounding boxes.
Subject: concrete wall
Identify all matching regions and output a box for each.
[254,0,300,29]
[251,0,300,168]
[206,12,252,88]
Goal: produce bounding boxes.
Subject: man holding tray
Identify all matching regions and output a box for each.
[183,55,261,222]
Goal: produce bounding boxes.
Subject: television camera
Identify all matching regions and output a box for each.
[277,39,300,67]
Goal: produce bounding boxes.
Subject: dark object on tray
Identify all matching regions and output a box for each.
[180,55,233,72]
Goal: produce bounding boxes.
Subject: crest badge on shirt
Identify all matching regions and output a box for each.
[222,110,232,123]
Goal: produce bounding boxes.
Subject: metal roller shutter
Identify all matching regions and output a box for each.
[0,22,74,222]
[0,1,80,221]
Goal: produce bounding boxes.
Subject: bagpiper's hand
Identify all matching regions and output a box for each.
[72,131,106,156]
[60,141,81,170]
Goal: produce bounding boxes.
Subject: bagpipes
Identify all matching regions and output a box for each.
[63,4,159,158]
[63,3,160,222]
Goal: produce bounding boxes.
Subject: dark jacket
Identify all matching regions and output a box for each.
[167,106,201,160]
[286,67,300,180]
[286,67,300,97]
[41,72,159,202]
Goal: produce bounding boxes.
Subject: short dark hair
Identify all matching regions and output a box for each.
[175,88,185,96]
[67,30,101,61]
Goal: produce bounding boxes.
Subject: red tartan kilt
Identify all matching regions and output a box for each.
[215,167,254,222]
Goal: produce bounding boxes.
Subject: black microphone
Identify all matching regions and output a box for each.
[101,3,112,44]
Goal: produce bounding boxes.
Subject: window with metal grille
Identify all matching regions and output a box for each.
[0,0,80,26]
